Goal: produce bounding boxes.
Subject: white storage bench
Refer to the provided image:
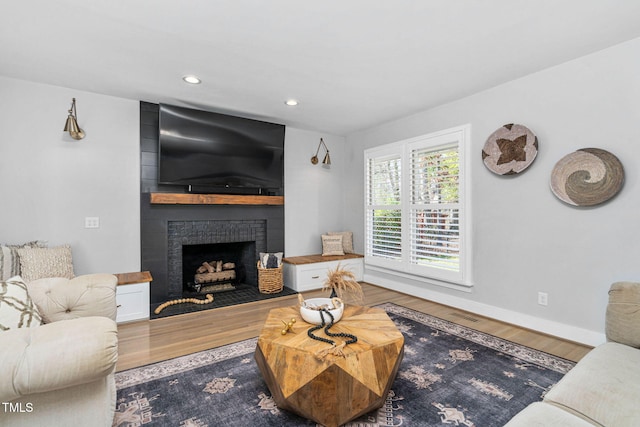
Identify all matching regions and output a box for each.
[282,254,364,292]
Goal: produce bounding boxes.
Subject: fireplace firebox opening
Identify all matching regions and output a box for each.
[182,241,256,295]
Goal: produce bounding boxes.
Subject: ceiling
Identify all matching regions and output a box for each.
[2,1,640,136]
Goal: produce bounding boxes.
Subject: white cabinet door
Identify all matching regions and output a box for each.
[116,282,150,323]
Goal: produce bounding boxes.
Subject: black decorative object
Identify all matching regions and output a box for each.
[306,308,358,347]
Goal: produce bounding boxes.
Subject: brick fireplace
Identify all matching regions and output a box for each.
[168,220,266,295]
[140,193,284,304]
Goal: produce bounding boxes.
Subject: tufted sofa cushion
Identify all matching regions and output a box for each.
[27,273,117,322]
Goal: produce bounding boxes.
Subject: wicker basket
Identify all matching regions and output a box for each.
[257,261,283,294]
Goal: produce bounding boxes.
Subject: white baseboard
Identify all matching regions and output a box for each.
[365,272,606,348]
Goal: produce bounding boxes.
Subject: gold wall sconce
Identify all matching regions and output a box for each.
[311,138,331,165]
[63,98,85,140]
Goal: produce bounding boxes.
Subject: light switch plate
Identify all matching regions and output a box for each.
[85,217,100,228]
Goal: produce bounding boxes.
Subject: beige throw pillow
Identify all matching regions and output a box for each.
[0,276,43,331]
[321,234,344,256]
[17,245,74,283]
[0,241,47,281]
[328,231,354,254]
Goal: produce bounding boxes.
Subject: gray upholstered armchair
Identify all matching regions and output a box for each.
[0,273,118,427]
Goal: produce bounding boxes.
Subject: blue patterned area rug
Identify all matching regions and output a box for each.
[113,303,575,427]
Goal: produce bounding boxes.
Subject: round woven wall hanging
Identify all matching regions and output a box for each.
[550,148,624,206]
[482,123,538,175]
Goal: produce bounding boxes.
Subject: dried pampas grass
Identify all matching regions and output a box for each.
[322,263,364,304]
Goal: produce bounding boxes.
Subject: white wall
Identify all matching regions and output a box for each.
[0,76,346,274]
[284,128,346,255]
[344,37,640,346]
[0,76,141,275]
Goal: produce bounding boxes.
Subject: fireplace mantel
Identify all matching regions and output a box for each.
[150,193,284,206]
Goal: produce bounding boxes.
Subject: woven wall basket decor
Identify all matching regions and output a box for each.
[550,148,624,206]
[482,123,538,175]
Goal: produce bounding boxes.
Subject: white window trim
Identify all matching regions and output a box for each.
[364,124,473,289]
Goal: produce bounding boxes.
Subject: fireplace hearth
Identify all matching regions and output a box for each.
[147,217,297,319]
[140,194,289,308]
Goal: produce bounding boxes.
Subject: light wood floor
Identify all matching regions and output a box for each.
[116,283,593,372]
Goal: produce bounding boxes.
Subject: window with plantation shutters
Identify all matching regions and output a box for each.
[366,153,402,262]
[410,143,460,272]
[365,125,471,287]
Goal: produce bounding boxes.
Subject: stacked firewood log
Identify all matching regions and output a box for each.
[194,260,236,284]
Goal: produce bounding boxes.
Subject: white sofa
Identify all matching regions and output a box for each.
[505,281,640,426]
[0,274,118,427]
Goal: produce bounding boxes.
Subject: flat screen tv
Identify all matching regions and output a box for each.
[158,104,285,195]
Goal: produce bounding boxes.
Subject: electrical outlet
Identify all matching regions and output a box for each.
[537,292,548,306]
[85,217,100,229]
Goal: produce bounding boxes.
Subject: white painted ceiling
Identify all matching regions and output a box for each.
[2,1,640,136]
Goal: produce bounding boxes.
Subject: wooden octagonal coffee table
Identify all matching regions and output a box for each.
[254,304,404,427]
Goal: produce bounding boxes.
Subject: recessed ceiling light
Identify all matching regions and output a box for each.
[183,75,201,84]
[285,99,299,106]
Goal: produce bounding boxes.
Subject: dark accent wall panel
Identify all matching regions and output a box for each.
[139,102,285,303]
